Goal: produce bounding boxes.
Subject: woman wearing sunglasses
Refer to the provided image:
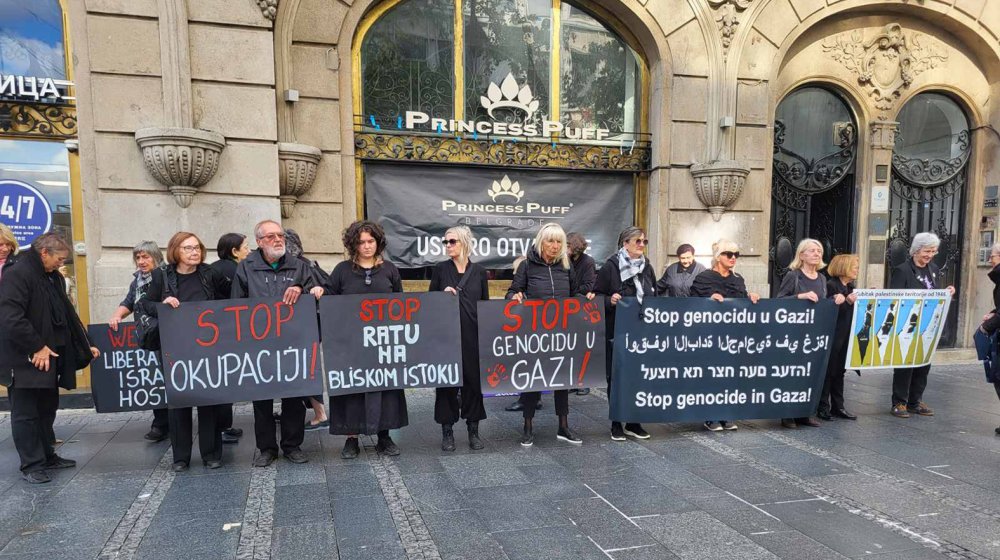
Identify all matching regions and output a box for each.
[591,226,657,442]
[429,226,490,452]
[691,239,760,432]
[327,220,408,459]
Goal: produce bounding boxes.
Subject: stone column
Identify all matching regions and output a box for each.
[865,120,899,288]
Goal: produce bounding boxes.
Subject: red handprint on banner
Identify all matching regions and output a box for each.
[583,301,601,324]
[486,364,506,388]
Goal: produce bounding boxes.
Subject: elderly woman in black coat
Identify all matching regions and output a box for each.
[0,233,98,484]
[590,226,657,442]
[888,232,955,418]
[507,222,583,447]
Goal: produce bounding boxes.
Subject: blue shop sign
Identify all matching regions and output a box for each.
[0,180,53,249]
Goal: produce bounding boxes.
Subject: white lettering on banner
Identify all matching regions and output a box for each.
[0,74,72,102]
[326,362,460,390]
[169,346,313,392]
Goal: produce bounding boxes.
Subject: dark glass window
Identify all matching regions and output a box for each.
[0,0,66,79]
[894,92,969,161]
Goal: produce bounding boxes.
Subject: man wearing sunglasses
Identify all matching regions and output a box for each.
[231,220,324,468]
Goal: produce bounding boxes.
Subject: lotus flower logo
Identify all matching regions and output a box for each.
[480,73,540,120]
[488,175,524,202]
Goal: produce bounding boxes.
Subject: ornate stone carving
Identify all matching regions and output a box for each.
[134,127,226,208]
[869,120,899,150]
[277,142,322,218]
[708,0,755,60]
[690,160,750,221]
[257,0,278,21]
[823,24,948,118]
[0,102,76,138]
[354,133,651,172]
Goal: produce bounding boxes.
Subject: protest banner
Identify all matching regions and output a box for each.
[477,296,606,393]
[320,292,463,396]
[158,297,323,408]
[846,289,951,369]
[88,323,166,413]
[609,297,837,422]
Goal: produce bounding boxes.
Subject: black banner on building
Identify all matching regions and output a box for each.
[610,297,837,422]
[158,297,323,408]
[365,163,634,268]
[320,292,463,396]
[88,323,167,413]
[477,297,606,393]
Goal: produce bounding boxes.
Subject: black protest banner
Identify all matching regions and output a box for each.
[88,323,167,413]
[158,297,323,408]
[610,297,837,422]
[320,292,463,396]
[477,296,606,392]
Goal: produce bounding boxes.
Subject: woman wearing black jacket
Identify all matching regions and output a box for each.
[820,254,860,421]
[430,225,490,451]
[591,226,657,442]
[137,232,231,471]
[887,232,955,418]
[507,223,582,447]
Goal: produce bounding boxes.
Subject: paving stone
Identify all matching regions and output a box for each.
[332,495,399,546]
[402,471,467,513]
[422,509,508,560]
[0,546,103,560]
[748,530,851,560]
[157,472,250,515]
[326,463,381,499]
[553,497,660,551]
[491,525,609,560]
[135,508,243,559]
[582,474,698,517]
[605,544,680,559]
[0,516,120,554]
[273,483,330,527]
[270,521,339,560]
[637,511,780,559]
[274,462,327,487]
[338,540,408,560]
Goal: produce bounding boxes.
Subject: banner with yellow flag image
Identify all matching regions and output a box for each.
[847,289,951,370]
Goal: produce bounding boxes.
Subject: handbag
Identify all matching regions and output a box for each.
[135,310,161,351]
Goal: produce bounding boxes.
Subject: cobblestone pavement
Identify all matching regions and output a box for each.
[0,365,999,559]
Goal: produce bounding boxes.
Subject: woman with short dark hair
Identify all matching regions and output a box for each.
[212,233,248,283]
[327,220,408,459]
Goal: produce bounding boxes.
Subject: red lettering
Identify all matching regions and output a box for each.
[223,305,249,341]
[541,300,559,330]
[522,300,543,330]
[388,298,404,321]
[125,325,138,347]
[275,302,294,337]
[108,325,130,348]
[562,299,581,329]
[359,300,374,322]
[405,297,420,321]
[502,300,522,332]
[249,303,273,341]
[196,309,220,347]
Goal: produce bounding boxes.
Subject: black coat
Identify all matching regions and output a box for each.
[506,247,580,300]
[655,261,706,297]
[0,249,93,389]
[136,264,231,322]
[210,258,238,283]
[983,266,1000,333]
[231,249,315,299]
[889,259,941,290]
[571,253,597,294]
[826,278,855,372]
[690,269,749,298]
[593,255,657,338]
[429,259,489,402]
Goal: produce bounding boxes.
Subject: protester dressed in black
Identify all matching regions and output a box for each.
[209,233,249,444]
[0,233,98,484]
[887,232,955,418]
[656,243,706,297]
[506,223,582,447]
[591,226,656,442]
[328,221,409,459]
[429,226,489,451]
[137,232,231,471]
[820,254,860,421]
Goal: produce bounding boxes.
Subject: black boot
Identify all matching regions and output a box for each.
[441,424,456,452]
[468,421,484,450]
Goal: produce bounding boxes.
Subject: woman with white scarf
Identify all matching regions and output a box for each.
[591,226,658,441]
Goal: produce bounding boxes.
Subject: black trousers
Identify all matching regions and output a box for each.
[217,403,234,431]
[252,398,305,454]
[169,405,223,464]
[434,387,486,425]
[9,387,59,473]
[151,408,169,432]
[819,369,845,413]
[520,390,569,419]
[892,365,931,407]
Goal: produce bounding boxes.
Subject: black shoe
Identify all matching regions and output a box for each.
[504,401,525,412]
[21,471,50,484]
[995,426,1000,436]
[704,421,723,432]
[223,428,243,438]
[610,422,626,441]
[376,435,400,456]
[797,417,821,428]
[253,450,278,467]
[304,420,329,432]
[144,428,167,442]
[781,418,798,429]
[832,409,857,420]
[171,461,189,472]
[221,432,240,444]
[441,424,456,452]
[467,422,484,450]
[557,427,582,445]
[520,427,534,447]
[719,421,738,431]
[341,437,360,459]
[204,459,223,469]
[284,449,309,464]
[817,410,833,421]
[44,455,76,469]
[572,388,591,396]
[624,423,651,439]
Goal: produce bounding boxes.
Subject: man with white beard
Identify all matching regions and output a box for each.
[232,220,324,467]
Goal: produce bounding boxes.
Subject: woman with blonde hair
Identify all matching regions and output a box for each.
[0,223,19,283]
[820,253,860,420]
[691,239,759,431]
[776,238,845,429]
[430,225,490,451]
[507,222,583,446]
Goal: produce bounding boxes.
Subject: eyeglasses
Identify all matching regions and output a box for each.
[258,233,286,242]
[179,245,202,253]
[720,251,740,259]
[364,268,373,286]
[442,239,460,246]
[631,239,649,246]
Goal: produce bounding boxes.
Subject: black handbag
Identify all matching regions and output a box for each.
[135,310,161,351]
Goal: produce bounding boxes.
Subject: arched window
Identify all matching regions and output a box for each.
[0,0,66,80]
[359,0,643,140]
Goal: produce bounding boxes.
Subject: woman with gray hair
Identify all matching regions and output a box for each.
[107,241,169,443]
[887,232,955,418]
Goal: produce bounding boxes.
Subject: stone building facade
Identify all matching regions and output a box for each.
[4,0,1000,391]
